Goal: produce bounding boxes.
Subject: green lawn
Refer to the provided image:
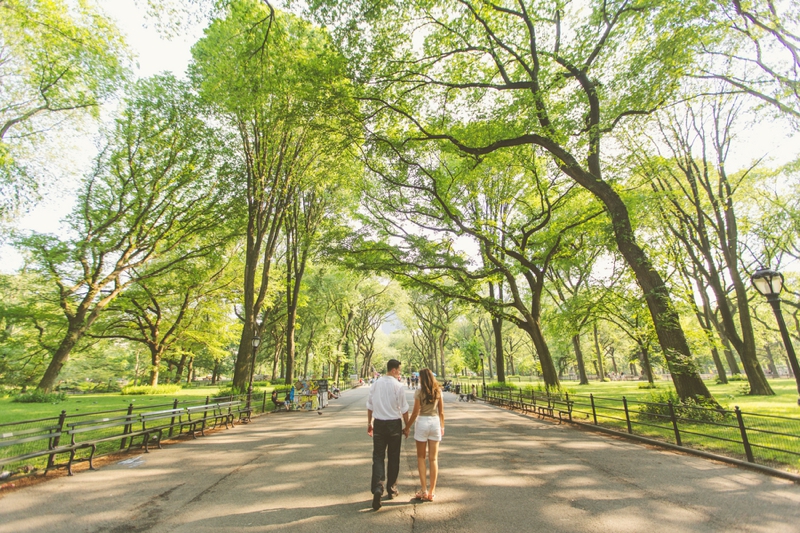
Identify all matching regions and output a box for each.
[0,385,282,426]
[473,376,800,472]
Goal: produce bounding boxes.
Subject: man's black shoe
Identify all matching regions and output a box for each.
[372,486,383,510]
[387,486,399,499]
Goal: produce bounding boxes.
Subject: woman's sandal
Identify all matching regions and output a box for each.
[414,491,427,500]
[425,493,435,502]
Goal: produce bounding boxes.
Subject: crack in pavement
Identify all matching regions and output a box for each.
[105,483,185,533]
[187,454,263,504]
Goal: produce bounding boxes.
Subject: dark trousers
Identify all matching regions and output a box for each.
[371,418,402,493]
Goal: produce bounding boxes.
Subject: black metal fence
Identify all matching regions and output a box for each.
[480,387,800,474]
[0,391,267,481]
[1,382,356,482]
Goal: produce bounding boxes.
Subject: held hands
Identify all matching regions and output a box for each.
[403,427,410,439]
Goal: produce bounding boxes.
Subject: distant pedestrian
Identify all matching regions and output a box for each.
[366,359,410,510]
[406,368,445,502]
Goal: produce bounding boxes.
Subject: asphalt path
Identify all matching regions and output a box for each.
[1,385,799,533]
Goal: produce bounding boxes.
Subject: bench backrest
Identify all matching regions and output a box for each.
[186,404,219,415]
[0,425,62,448]
[141,409,185,424]
[67,415,139,436]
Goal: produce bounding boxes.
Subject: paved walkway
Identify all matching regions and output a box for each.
[1,386,799,532]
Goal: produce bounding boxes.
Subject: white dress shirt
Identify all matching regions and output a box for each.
[367,375,409,420]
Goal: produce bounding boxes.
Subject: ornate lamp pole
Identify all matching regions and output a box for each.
[751,267,800,406]
[479,353,486,398]
[247,335,261,413]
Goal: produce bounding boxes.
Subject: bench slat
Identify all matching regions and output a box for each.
[1,426,61,441]
[0,432,62,448]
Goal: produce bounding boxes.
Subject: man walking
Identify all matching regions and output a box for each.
[367,359,410,510]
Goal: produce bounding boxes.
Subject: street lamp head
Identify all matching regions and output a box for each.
[751,267,784,297]
[251,335,261,349]
[479,353,484,361]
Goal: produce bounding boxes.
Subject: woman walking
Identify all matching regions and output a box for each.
[405,368,445,501]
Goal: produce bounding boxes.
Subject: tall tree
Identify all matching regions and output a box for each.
[90,247,236,385]
[16,75,226,391]
[405,290,458,377]
[311,0,716,401]
[283,144,355,383]
[635,92,774,394]
[191,1,354,390]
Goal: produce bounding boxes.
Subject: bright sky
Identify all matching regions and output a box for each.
[0,1,199,273]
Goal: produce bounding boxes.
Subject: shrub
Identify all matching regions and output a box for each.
[727,373,748,382]
[637,383,659,389]
[637,390,728,423]
[12,390,68,403]
[121,384,182,395]
[486,381,517,390]
[215,385,254,398]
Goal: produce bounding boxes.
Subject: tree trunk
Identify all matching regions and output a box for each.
[609,347,618,374]
[693,300,727,383]
[149,345,165,386]
[708,274,772,394]
[487,342,494,378]
[492,316,505,383]
[133,352,141,387]
[519,320,560,389]
[186,357,194,385]
[37,325,82,392]
[764,344,779,378]
[285,308,297,384]
[271,345,280,381]
[439,333,447,379]
[593,323,606,382]
[572,174,711,400]
[785,353,795,378]
[234,322,259,390]
[710,312,742,375]
[572,334,589,385]
[639,348,654,384]
[174,354,188,384]
[711,346,728,384]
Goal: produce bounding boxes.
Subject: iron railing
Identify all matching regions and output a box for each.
[0,391,267,480]
[481,387,800,474]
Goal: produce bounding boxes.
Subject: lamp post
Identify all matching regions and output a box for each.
[247,335,261,413]
[479,353,486,398]
[751,267,800,406]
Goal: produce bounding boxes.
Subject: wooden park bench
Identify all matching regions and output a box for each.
[65,414,149,475]
[140,408,186,450]
[180,404,229,438]
[0,424,75,475]
[217,400,250,425]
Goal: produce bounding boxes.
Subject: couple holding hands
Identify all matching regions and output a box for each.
[366,360,445,510]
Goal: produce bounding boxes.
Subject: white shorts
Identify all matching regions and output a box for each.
[414,416,442,442]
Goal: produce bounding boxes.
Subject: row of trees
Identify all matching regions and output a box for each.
[0,0,799,403]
